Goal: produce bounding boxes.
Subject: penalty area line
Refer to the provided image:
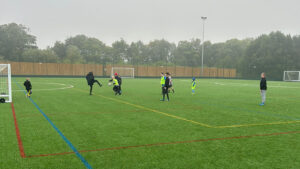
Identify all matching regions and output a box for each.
[26,130,300,158]
[215,120,300,128]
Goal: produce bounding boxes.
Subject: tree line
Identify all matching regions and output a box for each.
[1,23,299,80]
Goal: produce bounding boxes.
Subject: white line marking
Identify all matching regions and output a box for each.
[213,82,300,89]
[13,82,74,92]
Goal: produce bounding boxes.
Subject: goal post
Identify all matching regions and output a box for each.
[111,67,135,78]
[283,71,300,82]
[0,64,12,103]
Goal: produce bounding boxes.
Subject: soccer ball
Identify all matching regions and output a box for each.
[108,82,112,86]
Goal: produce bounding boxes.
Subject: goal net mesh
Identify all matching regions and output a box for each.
[283,71,300,82]
[111,67,134,78]
[0,64,12,102]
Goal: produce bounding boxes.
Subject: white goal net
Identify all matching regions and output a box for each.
[0,64,12,103]
[283,71,300,82]
[111,67,135,78]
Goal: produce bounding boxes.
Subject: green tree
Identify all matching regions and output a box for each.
[111,39,129,64]
[65,45,83,63]
[0,23,36,61]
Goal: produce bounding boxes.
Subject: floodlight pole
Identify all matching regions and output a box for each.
[201,16,207,77]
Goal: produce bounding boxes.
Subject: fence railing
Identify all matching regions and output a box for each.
[0,62,236,78]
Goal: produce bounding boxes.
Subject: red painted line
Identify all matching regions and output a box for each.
[11,102,26,158]
[26,130,300,158]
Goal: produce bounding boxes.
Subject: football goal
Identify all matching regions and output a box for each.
[0,64,12,103]
[111,67,135,78]
[283,71,300,82]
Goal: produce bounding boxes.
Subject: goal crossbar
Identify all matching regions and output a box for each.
[111,67,135,78]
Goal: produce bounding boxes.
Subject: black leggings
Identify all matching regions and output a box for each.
[162,87,169,100]
[89,85,93,95]
[93,80,101,86]
[113,86,121,95]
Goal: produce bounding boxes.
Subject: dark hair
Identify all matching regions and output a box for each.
[166,72,170,75]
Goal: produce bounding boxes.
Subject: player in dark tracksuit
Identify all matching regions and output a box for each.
[86,72,102,95]
[24,78,32,98]
[114,73,122,94]
[161,72,170,101]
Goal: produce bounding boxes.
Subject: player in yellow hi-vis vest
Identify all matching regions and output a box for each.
[110,76,121,95]
[160,72,166,94]
[191,77,196,94]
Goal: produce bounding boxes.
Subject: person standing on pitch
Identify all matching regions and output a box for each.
[160,72,166,95]
[24,78,32,98]
[86,72,102,95]
[260,72,267,106]
[191,77,196,94]
[168,73,175,93]
[161,72,170,101]
[114,73,122,94]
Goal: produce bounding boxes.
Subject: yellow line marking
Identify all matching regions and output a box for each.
[73,88,213,128]
[215,120,300,128]
[73,88,300,129]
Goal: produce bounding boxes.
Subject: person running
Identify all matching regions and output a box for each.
[86,72,102,95]
[161,72,170,101]
[191,77,196,94]
[23,78,32,98]
[260,72,267,106]
[114,73,122,94]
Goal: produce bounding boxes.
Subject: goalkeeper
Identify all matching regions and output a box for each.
[109,76,121,95]
[23,78,32,98]
[86,72,102,95]
[114,73,122,94]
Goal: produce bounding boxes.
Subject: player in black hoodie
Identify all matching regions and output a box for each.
[160,72,170,101]
[86,72,102,95]
[260,72,267,106]
[24,78,32,98]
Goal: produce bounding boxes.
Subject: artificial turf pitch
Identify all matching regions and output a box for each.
[1,77,300,169]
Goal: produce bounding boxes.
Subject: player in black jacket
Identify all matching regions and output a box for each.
[161,72,170,101]
[260,72,267,106]
[24,78,32,98]
[86,72,102,95]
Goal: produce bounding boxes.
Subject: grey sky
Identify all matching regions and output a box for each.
[1,0,299,48]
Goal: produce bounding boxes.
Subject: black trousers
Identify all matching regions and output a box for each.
[162,87,169,100]
[93,80,101,86]
[89,85,93,95]
[113,86,121,95]
[89,80,102,95]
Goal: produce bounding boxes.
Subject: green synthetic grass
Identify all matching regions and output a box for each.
[1,77,300,169]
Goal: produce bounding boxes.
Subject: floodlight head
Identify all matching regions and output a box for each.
[201,16,207,20]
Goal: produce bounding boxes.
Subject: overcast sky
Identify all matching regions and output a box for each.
[1,0,299,48]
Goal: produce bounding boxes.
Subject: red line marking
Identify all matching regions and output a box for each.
[26,130,300,158]
[11,102,26,158]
